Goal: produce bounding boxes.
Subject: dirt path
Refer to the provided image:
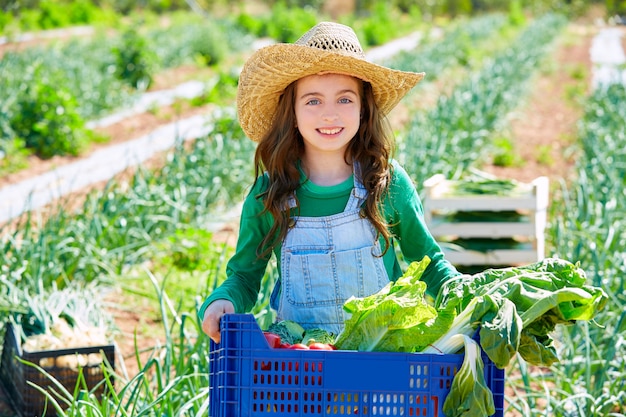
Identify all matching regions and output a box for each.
[481,22,597,185]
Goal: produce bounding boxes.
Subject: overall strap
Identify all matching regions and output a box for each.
[344,162,367,212]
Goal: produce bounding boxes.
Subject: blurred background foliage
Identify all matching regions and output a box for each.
[0,0,624,35]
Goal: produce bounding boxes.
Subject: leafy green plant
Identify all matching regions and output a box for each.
[358,2,397,46]
[38,0,71,29]
[10,66,92,158]
[16,8,42,31]
[187,25,228,67]
[235,12,264,35]
[149,18,251,70]
[112,27,158,90]
[200,69,239,105]
[536,144,553,166]
[263,1,318,43]
[443,334,495,417]
[66,0,99,24]
[334,258,442,352]
[0,10,14,32]
[0,137,30,176]
[492,136,523,167]
[508,0,526,26]
[160,228,223,272]
[336,256,607,415]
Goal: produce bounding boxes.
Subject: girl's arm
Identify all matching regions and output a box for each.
[387,161,460,297]
[197,178,272,323]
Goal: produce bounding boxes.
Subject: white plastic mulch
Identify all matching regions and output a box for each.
[590,27,626,89]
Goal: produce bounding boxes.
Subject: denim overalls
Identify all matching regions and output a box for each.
[270,169,390,336]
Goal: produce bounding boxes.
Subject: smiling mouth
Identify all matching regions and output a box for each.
[318,127,343,135]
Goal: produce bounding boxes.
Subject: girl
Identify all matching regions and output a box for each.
[200,22,459,343]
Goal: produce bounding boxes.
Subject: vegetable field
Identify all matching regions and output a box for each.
[1,1,625,416]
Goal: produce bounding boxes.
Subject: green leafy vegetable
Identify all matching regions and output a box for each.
[445,170,524,196]
[335,256,608,417]
[474,295,522,369]
[334,257,453,352]
[427,258,608,368]
[442,334,495,417]
[267,320,305,345]
[301,328,335,346]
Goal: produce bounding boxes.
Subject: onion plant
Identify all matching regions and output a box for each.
[0,110,253,292]
[386,13,509,79]
[398,13,567,185]
[505,83,626,416]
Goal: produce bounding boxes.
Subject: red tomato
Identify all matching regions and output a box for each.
[263,332,282,348]
[307,342,335,350]
[279,342,292,349]
[288,343,309,350]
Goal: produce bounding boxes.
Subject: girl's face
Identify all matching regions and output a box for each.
[294,73,361,157]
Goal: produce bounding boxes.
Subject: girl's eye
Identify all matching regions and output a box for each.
[306,98,321,105]
[339,97,353,104]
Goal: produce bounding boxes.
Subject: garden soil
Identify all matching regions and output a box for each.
[1,9,624,416]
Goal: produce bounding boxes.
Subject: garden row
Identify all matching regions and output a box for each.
[520,81,626,416]
[0,14,245,164]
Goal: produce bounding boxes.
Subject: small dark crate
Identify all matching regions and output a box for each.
[0,323,115,417]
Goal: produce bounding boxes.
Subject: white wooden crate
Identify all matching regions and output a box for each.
[440,244,545,266]
[423,174,549,266]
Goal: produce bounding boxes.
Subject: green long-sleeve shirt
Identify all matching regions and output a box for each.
[198,160,459,321]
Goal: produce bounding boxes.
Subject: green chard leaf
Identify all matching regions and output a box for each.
[517,331,559,366]
[432,258,608,367]
[301,328,335,345]
[473,295,523,369]
[443,334,495,417]
[335,256,608,417]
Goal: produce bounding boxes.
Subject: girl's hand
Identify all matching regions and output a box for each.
[202,300,235,343]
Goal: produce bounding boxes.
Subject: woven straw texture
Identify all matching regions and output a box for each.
[237,22,425,142]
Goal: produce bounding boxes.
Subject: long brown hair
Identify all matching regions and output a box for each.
[253,78,394,258]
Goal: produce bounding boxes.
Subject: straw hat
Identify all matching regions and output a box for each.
[237,21,425,142]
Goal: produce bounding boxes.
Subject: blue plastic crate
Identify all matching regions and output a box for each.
[209,314,505,417]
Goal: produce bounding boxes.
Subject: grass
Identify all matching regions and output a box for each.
[121,228,234,321]
[536,144,554,166]
[492,136,525,167]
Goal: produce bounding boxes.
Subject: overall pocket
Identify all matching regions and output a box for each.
[282,244,387,307]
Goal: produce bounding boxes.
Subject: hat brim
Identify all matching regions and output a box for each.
[237,43,425,142]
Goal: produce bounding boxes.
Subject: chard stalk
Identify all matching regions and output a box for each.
[425,273,532,355]
[421,298,479,354]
